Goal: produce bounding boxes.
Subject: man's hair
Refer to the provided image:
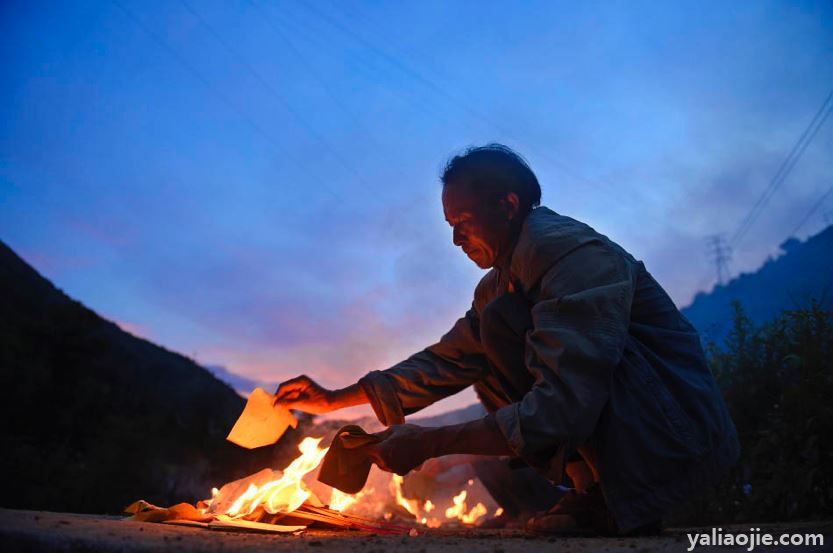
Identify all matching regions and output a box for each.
[441,143,541,214]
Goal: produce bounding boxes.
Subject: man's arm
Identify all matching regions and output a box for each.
[275,304,489,420]
[358,306,489,425]
[367,416,513,475]
[273,377,368,413]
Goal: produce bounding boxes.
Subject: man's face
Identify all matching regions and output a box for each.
[442,185,516,269]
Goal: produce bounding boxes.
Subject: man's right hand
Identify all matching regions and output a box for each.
[273,375,335,414]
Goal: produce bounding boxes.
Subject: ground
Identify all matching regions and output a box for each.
[1,509,831,552]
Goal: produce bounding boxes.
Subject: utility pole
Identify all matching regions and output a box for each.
[705,234,732,286]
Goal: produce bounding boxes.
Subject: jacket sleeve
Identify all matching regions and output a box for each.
[493,241,635,472]
[359,306,490,426]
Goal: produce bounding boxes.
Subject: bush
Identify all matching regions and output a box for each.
[687,301,833,523]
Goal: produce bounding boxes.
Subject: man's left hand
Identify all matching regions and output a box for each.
[366,424,434,476]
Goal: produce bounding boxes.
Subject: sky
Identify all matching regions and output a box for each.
[1,0,832,418]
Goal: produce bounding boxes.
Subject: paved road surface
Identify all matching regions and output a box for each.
[1,508,831,552]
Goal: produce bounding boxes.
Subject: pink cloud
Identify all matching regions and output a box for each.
[16,247,96,274]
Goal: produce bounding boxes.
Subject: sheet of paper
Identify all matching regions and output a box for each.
[161,520,209,528]
[211,515,305,533]
[226,387,297,449]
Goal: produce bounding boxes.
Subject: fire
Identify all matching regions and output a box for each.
[391,474,420,517]
[202,434,493,528]
[208,437,329,518]
[390,475,487,526]
[462,503,487,525]
[444,490,487,525]
[329,487,370,512]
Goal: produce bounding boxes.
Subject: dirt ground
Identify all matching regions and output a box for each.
[1,508,831,552]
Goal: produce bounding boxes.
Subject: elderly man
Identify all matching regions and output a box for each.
[275,144,739,535]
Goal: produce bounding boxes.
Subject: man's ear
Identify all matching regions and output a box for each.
[502,192,521,220]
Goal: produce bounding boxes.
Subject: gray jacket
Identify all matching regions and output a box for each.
[360,207,739,530]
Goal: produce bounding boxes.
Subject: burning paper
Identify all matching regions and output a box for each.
[206,438,328,518]
[125,500,211,523]
[226,387,297,449]
[126,431,493,534]
[204,468,284,516]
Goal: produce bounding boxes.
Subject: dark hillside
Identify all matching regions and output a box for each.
[682,225,833,342]
[0,241,302,514]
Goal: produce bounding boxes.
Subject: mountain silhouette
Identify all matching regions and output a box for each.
[0,241,303,514]
[682,225,833,343]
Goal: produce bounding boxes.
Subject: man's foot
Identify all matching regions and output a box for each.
[526,484,613,535]
[526,483,660,536]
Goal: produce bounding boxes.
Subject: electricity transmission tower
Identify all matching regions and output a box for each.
[706,234,732,286]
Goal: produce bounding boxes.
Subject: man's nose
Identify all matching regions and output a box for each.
[452,227,464,246]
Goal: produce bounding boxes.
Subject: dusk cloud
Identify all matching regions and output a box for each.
[2,0,830,416]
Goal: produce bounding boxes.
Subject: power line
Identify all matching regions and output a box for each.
[110,0,345,204]
[176,0,388,204]
[243,0,418,190]
[705,234,732,286]
[731,89,832,247]
[251,1,479,145]
[730,88,833,248]
[294,0,661,221]
[789,183,833,238]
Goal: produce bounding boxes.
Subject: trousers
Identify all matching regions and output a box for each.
[469,292,567,515]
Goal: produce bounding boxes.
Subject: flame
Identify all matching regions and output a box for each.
[494,506,504,517]
[387,475,490,526]
[203,435,493,528]
[444,490,467,519]
[444,490,488,525]
[461,502,487,524]
[330,487,370,512]
[391,474,420,517]
[214,437,329,518]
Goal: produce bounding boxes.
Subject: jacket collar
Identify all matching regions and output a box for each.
[493,208,537,289]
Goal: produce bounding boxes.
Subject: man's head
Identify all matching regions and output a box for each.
[441,144,541,269]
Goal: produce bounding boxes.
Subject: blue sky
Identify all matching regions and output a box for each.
[2,0,831,417]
